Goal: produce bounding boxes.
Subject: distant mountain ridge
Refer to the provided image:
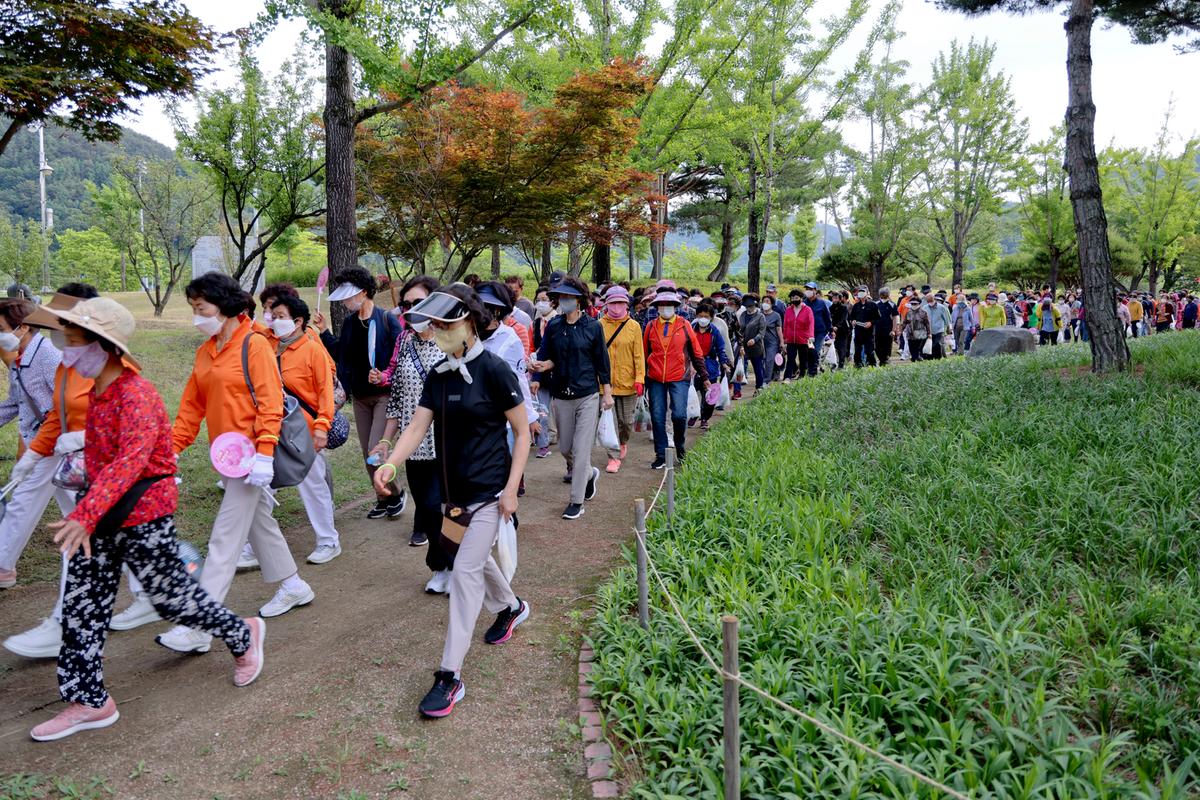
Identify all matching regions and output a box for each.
[664,222,843,274]
[0,122,174,233]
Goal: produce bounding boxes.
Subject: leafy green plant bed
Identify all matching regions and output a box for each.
[591,333,1200,798]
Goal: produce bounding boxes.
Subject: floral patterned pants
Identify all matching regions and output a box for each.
[58,515,251,708]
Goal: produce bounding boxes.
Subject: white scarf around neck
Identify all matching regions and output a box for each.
[434,338,484,383]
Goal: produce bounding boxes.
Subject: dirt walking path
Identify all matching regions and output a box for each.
[0,430,670,799]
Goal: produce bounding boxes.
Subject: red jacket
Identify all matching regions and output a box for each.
[643,316,706,383]
[782,303,814,344]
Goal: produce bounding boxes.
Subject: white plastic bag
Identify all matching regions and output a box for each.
[597,408,619,450]
[496,514,518,582]
[686,384,701,419]
[823,342,838,367]
[732,358,746,383]
[719,377,731,407]
[921,337,933,356]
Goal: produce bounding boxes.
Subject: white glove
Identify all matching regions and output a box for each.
[54,430,85,455]
[245,454,275,488]
[10,449,44,484]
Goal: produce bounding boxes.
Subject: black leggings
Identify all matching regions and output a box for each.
[406,459,450,571]
[60,515,250,708]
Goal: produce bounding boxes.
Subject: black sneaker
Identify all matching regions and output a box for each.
[386,491,408,518]
[562,502,584,520]
[650,457,666,470]
[562,472,573,484]
[409,531,428,547]
[367,499,389,519]
[418,670,465,718]
[484,599,530,645]
[584,467,599,501]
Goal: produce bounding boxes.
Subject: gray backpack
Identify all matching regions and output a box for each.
[241,334,316,488]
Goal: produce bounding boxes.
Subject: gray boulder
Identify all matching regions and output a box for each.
[968,326,1037,358]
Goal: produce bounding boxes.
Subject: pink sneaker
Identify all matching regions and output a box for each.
[30,698,119,741]
[605,457,621,474]
[0,568,15,589]
[233,617,266,687]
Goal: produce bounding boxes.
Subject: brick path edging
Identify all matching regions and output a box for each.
[578,643,620,798]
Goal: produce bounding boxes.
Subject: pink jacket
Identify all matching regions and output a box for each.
[782,303,814,344]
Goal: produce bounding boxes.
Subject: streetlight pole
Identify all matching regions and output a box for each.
[36,123,54,292]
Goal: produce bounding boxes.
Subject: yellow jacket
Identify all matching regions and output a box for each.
[599,314,645,396]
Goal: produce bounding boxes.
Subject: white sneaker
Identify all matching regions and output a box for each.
[236,549,260,570]
[156,625,212,653]
[424,570,450,595]
[3,617,62,658]
[109,592,161,631]
[259,582,315,618]
[306,543,342,565]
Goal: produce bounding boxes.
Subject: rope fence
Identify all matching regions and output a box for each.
[627,446,969,800]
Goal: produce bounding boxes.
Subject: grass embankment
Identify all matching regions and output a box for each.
[591,333,1200,798]
[2,290,373,586]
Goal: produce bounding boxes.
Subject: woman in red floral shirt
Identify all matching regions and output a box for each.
[27,298,267,743]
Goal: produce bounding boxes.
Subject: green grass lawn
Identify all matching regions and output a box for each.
[3,290,375,586]
[591,333,1200,798]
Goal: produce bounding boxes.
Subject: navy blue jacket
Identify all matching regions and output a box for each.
[805,297,832,340]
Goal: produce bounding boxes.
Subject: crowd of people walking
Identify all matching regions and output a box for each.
[0,268,1193,738]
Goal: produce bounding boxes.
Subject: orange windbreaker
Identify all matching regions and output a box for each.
[28,365,91,457]
[643,316,705,383]
[276,334,334,434]
[172,316,283,456]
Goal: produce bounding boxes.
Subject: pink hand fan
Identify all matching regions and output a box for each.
[210,432,256,478]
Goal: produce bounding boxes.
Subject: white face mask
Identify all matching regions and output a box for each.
[263,310,274,323]
[658,306,676,320]
[433,323,469,355]
[696,317,711,328]
[193,314,223,337]
[271,317,297,338]
[999,294,1008,303]
[760,303,771,312]
[535,301,551,316]
[410,319,431,334]
[557,298,578,314]
[343,293,365,312]
[49,329,66,349]
[856,291,867,300]
[804,290,814,298]
[0,331,20,352]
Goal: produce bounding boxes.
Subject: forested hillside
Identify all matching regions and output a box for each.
[0,121,173,233]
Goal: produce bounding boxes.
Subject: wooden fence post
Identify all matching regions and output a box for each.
[722,615,740,800]
[665,446,676,518]
[634,498,648,630]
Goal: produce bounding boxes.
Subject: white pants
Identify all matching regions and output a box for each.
[0,455,76,571]
[200,476,297,603]
[297,454,338,548]
[440,501,517,674]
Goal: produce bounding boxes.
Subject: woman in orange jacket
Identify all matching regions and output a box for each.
[643,288,708,469]
[265,295,340,565]
[159,273,314,655]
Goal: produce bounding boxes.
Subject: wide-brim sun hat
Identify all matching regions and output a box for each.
[23,292,83,330]
[41,297,139,369]
[328,282,364,302]
[404,291,470,325]
[476,285,509,308]
[652,291,683,306]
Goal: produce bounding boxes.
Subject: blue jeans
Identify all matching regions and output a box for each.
[647,379,689,459]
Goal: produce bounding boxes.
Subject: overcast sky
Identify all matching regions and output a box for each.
[122,0,1199,153]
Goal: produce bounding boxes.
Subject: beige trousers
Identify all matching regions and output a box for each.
[199,477,297,603]
[440,501,517,674]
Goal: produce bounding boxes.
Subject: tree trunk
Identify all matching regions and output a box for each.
[592,213,611,285]
[952,255,965,290]
[650,172,668,279]
[540,239,552,284]
[490,243,501,279]
[120,252,127,292]
[777,242,784,284]
[323,1,357,338]
[1148,259,1159,296]
[627,233,637,281]
[567,228,583,277]
[1065,0,1128,372]
[1048,251,1060,295]
[746,164,764,296]
[872,255,885,297]
[706,215,735,282]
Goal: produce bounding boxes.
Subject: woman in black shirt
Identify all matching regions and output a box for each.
[374,284,530,719]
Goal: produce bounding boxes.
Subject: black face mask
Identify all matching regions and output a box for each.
[791,300,802,306]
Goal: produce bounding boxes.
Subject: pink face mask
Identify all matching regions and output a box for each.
[606,303,628,320]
